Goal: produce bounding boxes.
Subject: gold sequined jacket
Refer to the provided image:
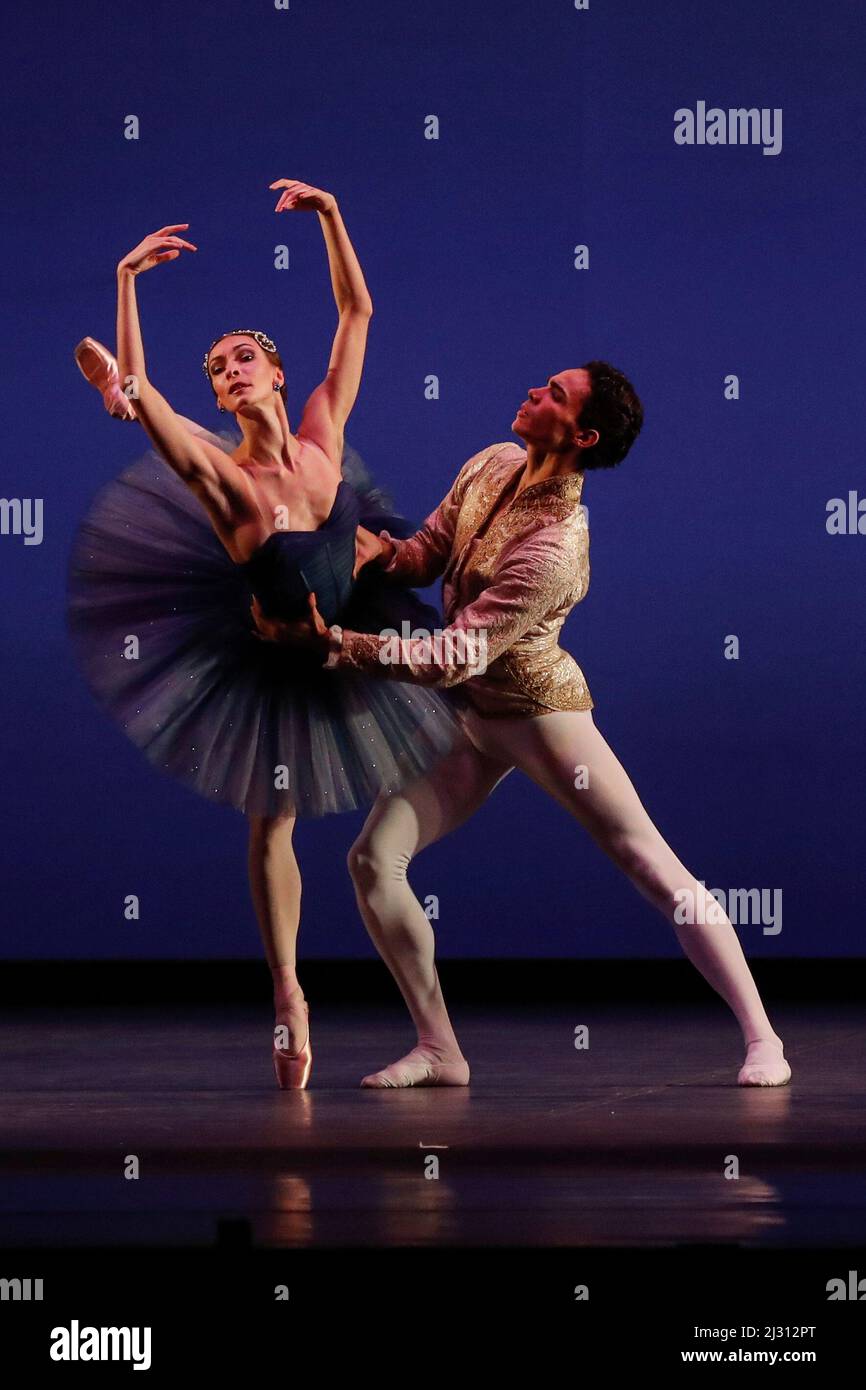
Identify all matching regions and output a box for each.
[333,441,594,718]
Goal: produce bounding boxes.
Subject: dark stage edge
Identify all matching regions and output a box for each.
[1,956,864,1005]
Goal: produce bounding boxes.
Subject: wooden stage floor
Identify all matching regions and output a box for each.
[1,1001,862,1249]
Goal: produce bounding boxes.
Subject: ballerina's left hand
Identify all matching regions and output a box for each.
[270,179,336,215]
[250,592,330,652]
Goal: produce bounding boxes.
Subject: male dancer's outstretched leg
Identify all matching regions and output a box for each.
[349,706,790,1088]
[347,732,515,1086]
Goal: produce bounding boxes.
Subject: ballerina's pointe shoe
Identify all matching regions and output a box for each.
[74,336,137,420]
[737,1036,791,1087]
[273,1002,313,1090]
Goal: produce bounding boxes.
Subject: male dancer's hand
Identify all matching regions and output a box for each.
[353,526,394,578]
[377,529,398,567]
[250,593,330,654]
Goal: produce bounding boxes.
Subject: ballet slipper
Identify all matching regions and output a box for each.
[273,1000,312,1090]
[737,1036,791,1087]
[361,1045,470,1088]
[74,336,137,420]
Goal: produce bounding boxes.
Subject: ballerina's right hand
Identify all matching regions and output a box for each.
[116,224,197,277]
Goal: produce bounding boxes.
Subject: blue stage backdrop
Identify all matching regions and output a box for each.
[1,0,862,960]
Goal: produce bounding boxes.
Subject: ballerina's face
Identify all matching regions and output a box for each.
[206,336,285,415]
[512,368,594,452]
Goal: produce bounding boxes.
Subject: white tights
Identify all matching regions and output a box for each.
[347,704,790,1087]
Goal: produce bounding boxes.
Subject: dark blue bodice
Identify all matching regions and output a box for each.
[238,481,358,627]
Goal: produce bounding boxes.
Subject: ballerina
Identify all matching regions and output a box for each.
[253,361,791,1090]
[67,180,462,1091]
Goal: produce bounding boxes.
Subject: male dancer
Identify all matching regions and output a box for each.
[253,361,791,1090]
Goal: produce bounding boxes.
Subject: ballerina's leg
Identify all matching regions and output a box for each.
[461,706,790,1088]
[248,810,308,1052]
[347,727,514,1087]
[76,336,227,446]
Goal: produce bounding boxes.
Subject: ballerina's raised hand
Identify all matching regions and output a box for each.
[117,223,198,276]
[270,179,337,215]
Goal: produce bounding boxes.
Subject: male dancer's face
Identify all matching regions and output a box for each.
[512,368,591,452]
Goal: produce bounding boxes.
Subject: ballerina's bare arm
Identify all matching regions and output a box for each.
[115,227,251,525]
[269,181,373,470]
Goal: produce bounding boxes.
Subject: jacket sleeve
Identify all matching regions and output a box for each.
[374,444,502,587]
[333,521,585,688]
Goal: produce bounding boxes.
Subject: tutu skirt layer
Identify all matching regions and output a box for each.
[66,438,461,817]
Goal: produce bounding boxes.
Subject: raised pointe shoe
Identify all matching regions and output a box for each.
[74,336,137,420]
[272,1002,313,1090]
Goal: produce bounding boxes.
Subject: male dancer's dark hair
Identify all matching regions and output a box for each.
[577,360,644,470]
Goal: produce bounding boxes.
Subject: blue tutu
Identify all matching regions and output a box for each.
[66,430,462,817]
